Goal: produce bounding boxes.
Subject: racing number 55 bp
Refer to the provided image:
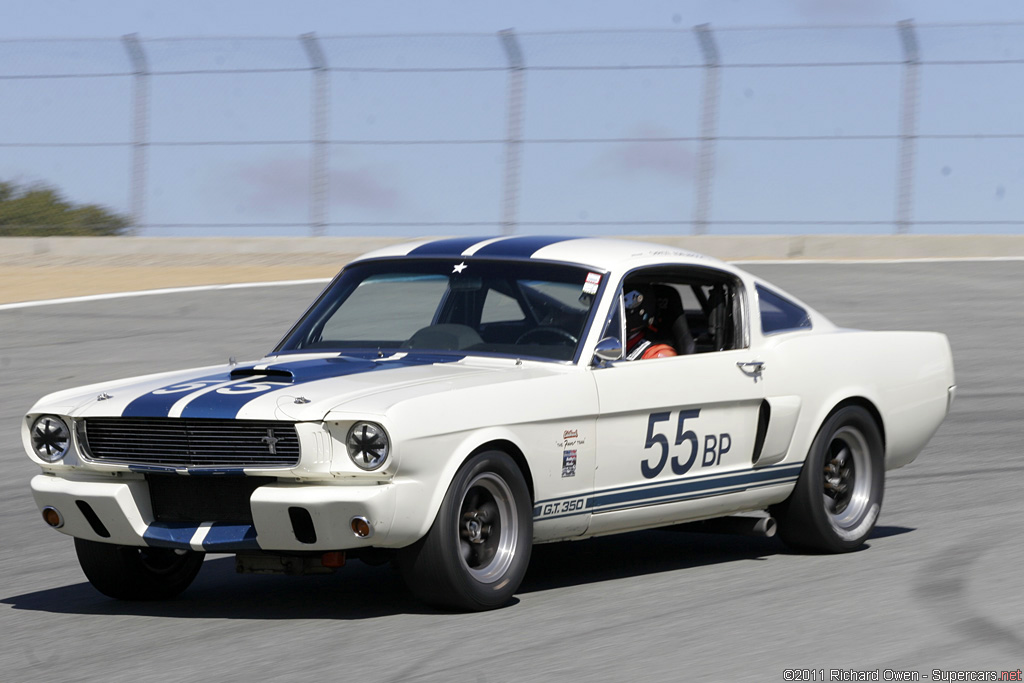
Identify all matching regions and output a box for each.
[642,410,732,479]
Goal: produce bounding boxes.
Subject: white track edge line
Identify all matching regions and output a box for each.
[0,278,331,311]
[2,256,1023,311]
[731,256,1024,265]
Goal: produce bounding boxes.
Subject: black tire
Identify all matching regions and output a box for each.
[399,450,532,611]
[74,538,205,600]
[771,405,884,553]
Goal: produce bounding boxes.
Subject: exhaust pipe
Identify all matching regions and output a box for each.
[668,515,777,538]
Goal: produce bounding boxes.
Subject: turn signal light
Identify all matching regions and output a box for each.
[350,516,372,538]
[42,506,63,528]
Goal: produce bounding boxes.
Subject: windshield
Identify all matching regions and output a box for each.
[276,259,605,361]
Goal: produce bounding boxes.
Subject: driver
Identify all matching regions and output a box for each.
[624,287,678,360]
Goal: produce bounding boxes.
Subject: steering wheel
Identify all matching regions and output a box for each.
[515,327,579,346]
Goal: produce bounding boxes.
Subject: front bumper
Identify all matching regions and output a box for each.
[30,474,400,552]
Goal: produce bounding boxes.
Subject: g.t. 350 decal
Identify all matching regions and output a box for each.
[642,409,731,479]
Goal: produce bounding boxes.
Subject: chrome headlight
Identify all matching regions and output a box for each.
[31,415,71,463]
[345,422,390,471]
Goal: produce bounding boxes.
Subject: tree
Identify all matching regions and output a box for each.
[0,181,131,236]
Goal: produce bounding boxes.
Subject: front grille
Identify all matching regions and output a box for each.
[147,475,272,524]
[79,417,301,468]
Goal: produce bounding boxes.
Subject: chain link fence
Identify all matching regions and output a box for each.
[3,23,1024,236]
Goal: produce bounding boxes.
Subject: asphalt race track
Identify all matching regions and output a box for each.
[1,262,1021,682]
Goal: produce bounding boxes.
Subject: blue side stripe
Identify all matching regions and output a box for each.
[532,464,803,520]
[593,466,801,509]
[593,478,799,516]
[408,237,489,256]
[472,236,576,258]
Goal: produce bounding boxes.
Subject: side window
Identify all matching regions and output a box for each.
[618,266,745,360]
[757,285,811,334]
[481,289,525,324]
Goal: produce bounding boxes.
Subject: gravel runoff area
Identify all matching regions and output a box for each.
[4,234,1024,305]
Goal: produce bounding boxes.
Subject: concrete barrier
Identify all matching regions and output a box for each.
[4,234,1024,267]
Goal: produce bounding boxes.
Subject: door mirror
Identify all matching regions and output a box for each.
[593,336,623,364]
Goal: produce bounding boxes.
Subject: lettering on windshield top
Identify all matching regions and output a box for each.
[641,409,731,479]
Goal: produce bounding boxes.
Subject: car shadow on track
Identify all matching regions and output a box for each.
[522,525,912,593]
[1,526,913,619]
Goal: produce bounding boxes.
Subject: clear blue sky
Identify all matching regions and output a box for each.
[4,1,1024,237]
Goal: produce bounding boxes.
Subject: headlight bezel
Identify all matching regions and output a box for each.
[345,421,390,471]
[30,415,72,463]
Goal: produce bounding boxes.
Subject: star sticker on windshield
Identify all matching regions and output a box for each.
[452,262,468,274]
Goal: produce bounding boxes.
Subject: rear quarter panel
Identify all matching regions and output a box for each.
[763,329,954,470]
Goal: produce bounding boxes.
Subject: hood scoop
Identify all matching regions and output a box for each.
[229,367,295,383]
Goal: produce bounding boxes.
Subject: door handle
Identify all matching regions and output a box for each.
[737,361,765,374]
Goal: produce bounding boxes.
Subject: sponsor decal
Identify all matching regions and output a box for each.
[582,272,602,295]
[562,449,577,478]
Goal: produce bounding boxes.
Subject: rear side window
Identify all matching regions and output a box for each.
[757,285,811,334]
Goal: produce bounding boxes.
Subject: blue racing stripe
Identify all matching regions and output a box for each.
[122,353,463,419]
[202,524,259,551]
[122,371,232,418]
[179,353,463,419]
[143,523,260,551]
[143,523,199,549]
[408,237,490,256]
[472,236,576,258]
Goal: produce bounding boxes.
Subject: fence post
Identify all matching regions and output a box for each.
[693,24,720,236]
[301,33,329,237]
[499,29,525,236]
[896,19,920,235]
[121,34,148,235]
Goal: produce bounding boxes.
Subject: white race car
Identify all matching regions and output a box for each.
[24,237,955,610]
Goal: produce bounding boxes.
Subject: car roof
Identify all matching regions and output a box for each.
[352,236,739,275]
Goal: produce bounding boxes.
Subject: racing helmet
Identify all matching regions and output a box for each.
[624,286,652,332]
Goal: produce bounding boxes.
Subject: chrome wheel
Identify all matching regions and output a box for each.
[822,425,872,531]
[458,472,518,584]
[399,450,532,610]
[771,405,884,553]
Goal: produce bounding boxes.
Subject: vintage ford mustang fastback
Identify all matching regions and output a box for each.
[24,237,955,610]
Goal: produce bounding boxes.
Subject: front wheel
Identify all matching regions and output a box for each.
[771,405,884,553]
[399,450,532,611]
[75,538,205,600]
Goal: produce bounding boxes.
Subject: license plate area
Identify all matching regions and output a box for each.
[147,475,275,524]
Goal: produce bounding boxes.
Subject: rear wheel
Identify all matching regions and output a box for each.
[399,450,532,611]
[772,405,884,553]
[75,538,204,600]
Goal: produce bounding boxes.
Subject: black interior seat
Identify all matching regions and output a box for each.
[650,284,696,355]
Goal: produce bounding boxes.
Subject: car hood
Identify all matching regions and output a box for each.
[39,352,548,422]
